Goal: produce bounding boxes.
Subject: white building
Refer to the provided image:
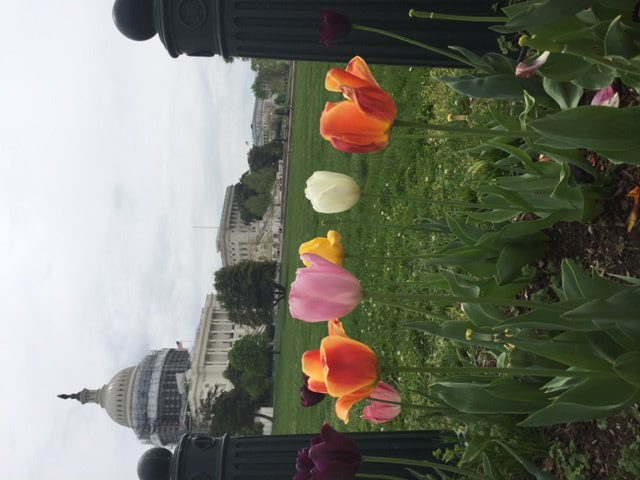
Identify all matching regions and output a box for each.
[216,160,285,267]
[187,294,256,424]
[251,96,278,146]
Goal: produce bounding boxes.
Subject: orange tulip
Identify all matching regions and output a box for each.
[320,56,397,154]
[302,319,380,423]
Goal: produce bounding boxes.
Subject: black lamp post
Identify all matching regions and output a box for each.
[112,0,500,66]
[138,431,453,480]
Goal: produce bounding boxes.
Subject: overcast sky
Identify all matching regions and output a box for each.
[0,2,255,478]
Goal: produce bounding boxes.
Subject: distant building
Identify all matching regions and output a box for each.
[187,294,256,427]
[251,96,278,146]
[216,159,285,267]
[59,348,190,446]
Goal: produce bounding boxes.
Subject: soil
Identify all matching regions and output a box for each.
[541,404,640,480]
[522,82,640,300]
[519,83,640,479]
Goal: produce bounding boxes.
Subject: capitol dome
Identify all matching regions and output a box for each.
[101,366,137,427]
[59,348,190,446]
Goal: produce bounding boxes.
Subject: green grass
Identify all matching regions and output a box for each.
[272,61,498,436]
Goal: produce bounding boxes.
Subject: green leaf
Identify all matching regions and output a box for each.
[519,377,639,426]
[563,287,640,342]
[432,379,549,415]
[614,351,640,387]
[440,74,528,100]
[530,106,640,152]
[560,259,624,300]
[508,330,616,371]
[539,53,593,81]
[494,441,558,480]
[445,215,488,248]
[543,78,584,110]
[504,0,592,29]
[482,453,507,480]
[496,243,549,285]
[447,46,492,72]
[605,16,639,57]
[460,438,490,465]
[572,63,617,90]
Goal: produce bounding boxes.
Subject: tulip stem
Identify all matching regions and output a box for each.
[394,119,535,138]
[381,365,605,379]
[356,474,410,480]
[355,474,409,480]
[369,397,448,414]
[352,24,476,68]
[365,292,566,312]
[409,9,508,22]
[363,456,484,479]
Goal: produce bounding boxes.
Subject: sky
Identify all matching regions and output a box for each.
[0,2,255,478]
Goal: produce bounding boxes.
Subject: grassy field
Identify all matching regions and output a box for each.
[271,61,498,436]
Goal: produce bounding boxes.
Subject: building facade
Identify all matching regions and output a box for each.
[251,96,278,146]
[59,348,190,446]
[187,294,255,427]
[216,164,284,267]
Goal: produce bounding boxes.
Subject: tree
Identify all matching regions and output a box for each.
[198,388,271,436]
[247,142,282,172]
[244,192,271,218]
[241,167,276,194]
[227,334,272,399]
[214,260,285,327]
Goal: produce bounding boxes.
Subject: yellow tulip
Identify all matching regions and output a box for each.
[299,230,345,266]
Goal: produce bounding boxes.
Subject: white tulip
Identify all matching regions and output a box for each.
[304,171,361,214]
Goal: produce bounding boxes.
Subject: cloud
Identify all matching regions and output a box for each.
[0,2,256,479]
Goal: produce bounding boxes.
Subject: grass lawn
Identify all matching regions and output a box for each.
[272,61,498,436]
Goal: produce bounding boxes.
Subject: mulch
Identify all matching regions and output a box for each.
[516,83,640,478]
[541,404,640,480]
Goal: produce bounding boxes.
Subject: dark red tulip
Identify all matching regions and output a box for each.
[294,424,362,480]
[320,10,352,46]
[301,374,326,407]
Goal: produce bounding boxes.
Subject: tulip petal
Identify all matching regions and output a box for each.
[329,137,389,154]
[325,68,373,93]
[302,349,325,382]
[327,230,341,246]
[328,319,346,336]
[515,51,550,78]
[320,101,391,153]
[321,335,379,397]
[307,379,329,394]
[349,86,397,123]
[346,56,380,87]
[335,392,368,424]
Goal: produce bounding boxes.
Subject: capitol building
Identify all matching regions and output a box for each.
[59,347,191,446]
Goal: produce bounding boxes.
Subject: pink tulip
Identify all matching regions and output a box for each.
[289,253,363,322]
[515,51,550,78]
[591,86,619,108]
[361,382,401,424]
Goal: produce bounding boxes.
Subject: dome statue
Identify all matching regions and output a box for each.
[59,348,190,445]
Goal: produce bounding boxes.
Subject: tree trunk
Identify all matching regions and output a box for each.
[254,413,274,422]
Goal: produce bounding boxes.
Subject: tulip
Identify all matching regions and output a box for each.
[295,424,362,480]
[302,320,379,423]
[591,85,620,108]
[300,230,346,267]
[320,56,397,154]
[362,382,402,424]
[289,254,363,322]
[320,10,352,46]
[305,171,361,214]
[301,374,326,407]
[627,186,640,233]
[515,51,550,78]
